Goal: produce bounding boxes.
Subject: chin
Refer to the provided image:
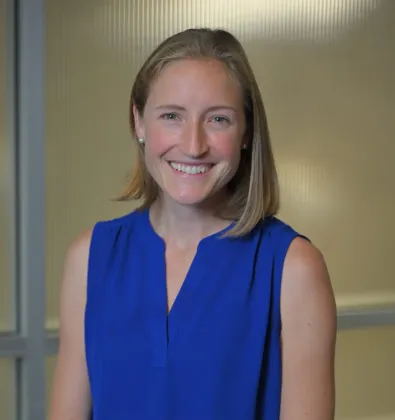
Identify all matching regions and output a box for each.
[165,188,215,207]
[170,194,209,207]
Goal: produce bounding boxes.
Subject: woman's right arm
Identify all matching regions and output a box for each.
[48,230,93,420]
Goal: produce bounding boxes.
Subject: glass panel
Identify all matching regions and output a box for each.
[335,326,395,420]
[0,359,16,419]
[46,356,57,414]
[0,0,16,332]
[45,1,395,325]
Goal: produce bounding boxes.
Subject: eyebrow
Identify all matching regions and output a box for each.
[154,104,237,112]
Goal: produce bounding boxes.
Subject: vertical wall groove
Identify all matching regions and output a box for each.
[44,1,395,418]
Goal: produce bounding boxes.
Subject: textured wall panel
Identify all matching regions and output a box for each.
[0,359,16,420]
[45,1,395,417]
[45,0,395,319]
[336,327,395,419]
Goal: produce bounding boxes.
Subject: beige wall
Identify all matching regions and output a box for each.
[43,2,395,418]
[336,327,395,419]
[44,1,395,418]
[1,1,394,419]
[0,359,16,419]
[45,0,395,325]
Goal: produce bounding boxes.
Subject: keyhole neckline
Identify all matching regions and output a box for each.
[139,207,236,249]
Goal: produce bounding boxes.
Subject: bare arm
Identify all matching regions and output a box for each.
[48,230,93,420]
[280,237,337,420]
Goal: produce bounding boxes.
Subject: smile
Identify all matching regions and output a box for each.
[169,162,212,175]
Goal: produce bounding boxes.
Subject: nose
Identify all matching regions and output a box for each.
[181,120,209,157]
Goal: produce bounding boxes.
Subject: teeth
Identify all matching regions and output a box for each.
[170,162,210,174]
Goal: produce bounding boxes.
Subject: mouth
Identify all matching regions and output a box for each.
[168,161,213,175]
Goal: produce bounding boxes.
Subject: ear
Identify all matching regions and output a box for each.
[132,104,145,139]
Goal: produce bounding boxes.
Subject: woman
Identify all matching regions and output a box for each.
[49,28,336,419]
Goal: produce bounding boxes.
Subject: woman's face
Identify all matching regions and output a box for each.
[133,58,246,207]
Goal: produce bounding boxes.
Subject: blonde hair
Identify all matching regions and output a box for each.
[119,28,280,236]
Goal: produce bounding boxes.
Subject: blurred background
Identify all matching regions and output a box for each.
[1,0,394,419]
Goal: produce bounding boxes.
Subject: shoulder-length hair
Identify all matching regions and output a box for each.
[118,28,280,237]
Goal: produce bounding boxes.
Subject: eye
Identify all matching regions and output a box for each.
[160,112,179,120]
[211,116,230,124]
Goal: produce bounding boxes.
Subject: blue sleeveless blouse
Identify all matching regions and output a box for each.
[85,208,305,419]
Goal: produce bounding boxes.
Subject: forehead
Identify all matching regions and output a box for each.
[146,58,242,108]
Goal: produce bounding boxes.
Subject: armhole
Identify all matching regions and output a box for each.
[86,221,106,303]
[272,225,310,332]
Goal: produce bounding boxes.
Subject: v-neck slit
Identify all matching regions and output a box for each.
[139,208,235,366]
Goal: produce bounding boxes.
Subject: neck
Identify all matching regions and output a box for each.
[150,194,231,248]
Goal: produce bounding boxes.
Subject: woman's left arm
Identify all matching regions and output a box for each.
[280,237,337,420]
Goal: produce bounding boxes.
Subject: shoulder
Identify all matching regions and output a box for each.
[278,235,336,417]
[65,230,92,269]
[64,210,145,279]
[282,237,334,309]
[62,229,93,293]
[281,235,337,340]
[72,210,143,251]
[257,216,336,326]
[91,209,143,235]
[283,236,328,281]
[63,209,138,269]
[257,216,301,243]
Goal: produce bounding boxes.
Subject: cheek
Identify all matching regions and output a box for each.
[144,125,174,156]
[212,134,242,163]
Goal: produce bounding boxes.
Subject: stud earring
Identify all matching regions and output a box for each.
[138,137,145,145]
[241,144,248,150]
